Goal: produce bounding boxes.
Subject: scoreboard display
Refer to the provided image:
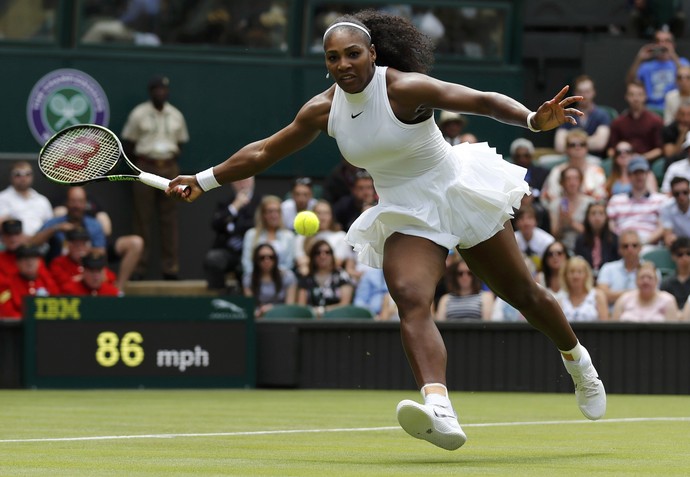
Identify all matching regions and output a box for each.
[23,296,255,388]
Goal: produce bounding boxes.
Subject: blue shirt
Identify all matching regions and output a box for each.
[353,267,389,315]
[40,215,107,248]
[637,57,690,111]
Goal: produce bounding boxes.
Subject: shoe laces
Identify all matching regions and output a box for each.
[573,369,601,397]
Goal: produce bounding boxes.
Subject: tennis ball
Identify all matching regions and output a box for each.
[293,211,320,236]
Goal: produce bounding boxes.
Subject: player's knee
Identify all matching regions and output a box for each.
[387,278,433,314]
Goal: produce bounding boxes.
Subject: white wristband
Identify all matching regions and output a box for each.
[196,167,221,192]
[526,112,540,132]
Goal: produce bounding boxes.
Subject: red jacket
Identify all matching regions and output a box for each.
[61,280,121,297]
[49,255,117,293]
[0,272,61,319]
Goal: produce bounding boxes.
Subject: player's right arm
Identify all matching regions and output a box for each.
[169,88,334,201]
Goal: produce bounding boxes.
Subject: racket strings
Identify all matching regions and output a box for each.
[39,126,120,183]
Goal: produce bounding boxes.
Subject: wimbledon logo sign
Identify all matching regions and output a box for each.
[26,68,110,144]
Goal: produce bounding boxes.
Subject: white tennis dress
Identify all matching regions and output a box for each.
[328,66,529,268]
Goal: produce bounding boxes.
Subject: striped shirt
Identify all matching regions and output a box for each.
[445,293,483,321]
[606,192,670,243]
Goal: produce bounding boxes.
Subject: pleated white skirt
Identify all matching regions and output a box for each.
[346,142,529,268]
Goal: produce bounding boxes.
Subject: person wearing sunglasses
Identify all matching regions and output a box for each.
[243,243,297,318]
[660,237,690,310]
[541,128,607,207]
[0,161,53,238]
[435,258,493,321]
[297,240,354,317]
[606,140,658,196]
[597,229,661,308]
[661,177,690,247]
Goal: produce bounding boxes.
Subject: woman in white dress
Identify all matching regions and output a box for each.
[168,10,606,450]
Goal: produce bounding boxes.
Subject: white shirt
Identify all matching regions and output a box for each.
[514,227,555,258]
[0,186,53,235]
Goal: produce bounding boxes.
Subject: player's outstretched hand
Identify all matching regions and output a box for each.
[167,175,202,202]
[532,86,584,132]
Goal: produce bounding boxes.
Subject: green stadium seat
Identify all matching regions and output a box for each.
[651,158,666,185]
[598,104,619,121]
[262,304,316,320]
[600,157,613,177]
[642,248,676,279]
[322,305,374,319]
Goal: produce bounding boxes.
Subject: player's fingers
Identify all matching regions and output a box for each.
[552,85,570,102]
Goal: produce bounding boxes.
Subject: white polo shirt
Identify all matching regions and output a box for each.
[0,186,53,235]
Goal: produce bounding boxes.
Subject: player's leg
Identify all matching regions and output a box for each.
[458,222,606,420]
[382,232,466,450]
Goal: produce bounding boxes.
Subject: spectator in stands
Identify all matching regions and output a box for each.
[241,195,295,281]
[61,252,121,296]
[606,141,658,196]
[664,66,690,126]
[660,237,690,309]
[0,161,53,237]
[435,257,493,321]
[626,27,690,114]
[509,138,549,200]
[661,134,690,193]
[606,80,663,163]
[49,228,117,293]
[353,266,388,319]
[549,166,594,252]
[662,101,690,167]
[0,245,59,319]
[556,256,609,322]
[597,229,660,308]
[204,176,261,292]
[296,239,354,318]
[333,170,377,230]
[574,201,620,276]
[294,199,351,276]
[537,241,570,294]
[542,129,607,206]
[281,177,317,231]
[437,110,467,145]
[607,155,667,250]
[612,262,679,321]
[514,204,555,271]
[121,75,189,280]
[0,219,52,285]
[31,186,107,262]
[51,188,143,291]
[553,75,611,158]
[661,176,690,247]
[243,243,297,318]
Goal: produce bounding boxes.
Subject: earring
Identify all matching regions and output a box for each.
[325,72,330,79]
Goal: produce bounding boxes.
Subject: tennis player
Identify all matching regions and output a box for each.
[168,10,606,450]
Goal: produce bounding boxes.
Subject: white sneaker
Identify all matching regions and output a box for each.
[562,347,606,420]
[396,400,467,450]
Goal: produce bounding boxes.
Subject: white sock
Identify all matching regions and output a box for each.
[421,383,452,408]
[559,341,584,362]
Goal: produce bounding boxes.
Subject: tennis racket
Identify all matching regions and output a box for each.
[38,123,186,192]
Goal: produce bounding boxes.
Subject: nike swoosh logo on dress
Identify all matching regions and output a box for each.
[351,111,364,118]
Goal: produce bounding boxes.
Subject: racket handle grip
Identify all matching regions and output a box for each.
[138,172,187,194]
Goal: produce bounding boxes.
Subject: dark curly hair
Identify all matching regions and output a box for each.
[328,10,435,74]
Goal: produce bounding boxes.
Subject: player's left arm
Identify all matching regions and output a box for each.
[388,71,583,132]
